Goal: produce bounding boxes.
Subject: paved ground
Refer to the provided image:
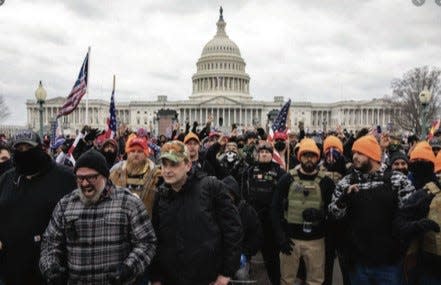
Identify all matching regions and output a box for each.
[233,252,344,285]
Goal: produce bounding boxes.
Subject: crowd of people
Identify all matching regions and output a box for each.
[1,117,441,285]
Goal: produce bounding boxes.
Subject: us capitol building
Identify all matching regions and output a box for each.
[26,8,399,136]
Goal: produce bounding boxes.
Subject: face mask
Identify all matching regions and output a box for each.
[274,141,286,151]
[14,147,48,175]
[409,160,434,179]
[102,151,117,166]
[0,159,12,175]
[237,143,244,149]
[326,148,341,163]
[225,151,238,163]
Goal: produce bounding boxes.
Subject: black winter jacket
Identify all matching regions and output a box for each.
[0,159,76,285]
[150,171,243,285]
[237,200,262,258]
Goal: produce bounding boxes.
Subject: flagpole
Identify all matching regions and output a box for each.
[85,46,91,125]
[286,105,291,171]
[113,74,116,92]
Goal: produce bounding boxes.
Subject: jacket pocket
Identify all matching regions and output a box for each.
[105,213,129,242]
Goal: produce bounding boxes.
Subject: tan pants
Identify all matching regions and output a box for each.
[280,238,325,285]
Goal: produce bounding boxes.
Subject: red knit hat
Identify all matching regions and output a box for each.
[323,135,343,154]
[125,134,150,156]
[297,138,320,160]
[352,135,381,162]
[274,131,288,141]
[410,141,436,164]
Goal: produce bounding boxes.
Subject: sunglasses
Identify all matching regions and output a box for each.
[76,173,100,183]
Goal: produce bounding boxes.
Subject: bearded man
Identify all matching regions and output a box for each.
[110,134,161,217]
[0,130,76,285]
[40,149,157,284]
[329,135,416,285]
[272,138,335,285]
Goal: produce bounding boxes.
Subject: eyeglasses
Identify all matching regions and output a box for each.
[76,173,100,184]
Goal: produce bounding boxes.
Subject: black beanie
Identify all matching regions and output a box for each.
[74,149,110,178]
[389,151,408,166]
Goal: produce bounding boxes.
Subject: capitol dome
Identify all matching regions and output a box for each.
[190,7,252,101]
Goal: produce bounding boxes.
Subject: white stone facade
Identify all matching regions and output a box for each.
[26,8,399,136]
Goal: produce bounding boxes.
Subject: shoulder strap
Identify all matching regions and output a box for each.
[314,170,326,184]
[289,168,301,183]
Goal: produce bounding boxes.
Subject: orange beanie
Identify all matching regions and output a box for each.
[435,151,441,173]
[323,135,343,154]
[352,135,381,162]
[297,138,321,160]
[410,141,436,165]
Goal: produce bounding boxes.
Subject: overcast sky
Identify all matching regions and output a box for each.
[0,0,440,125]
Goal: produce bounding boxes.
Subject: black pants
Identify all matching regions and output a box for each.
[259,212,280,285]
[324,235,351,285]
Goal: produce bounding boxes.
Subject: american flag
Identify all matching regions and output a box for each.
[57,52,89,118]
[108,89,117,138]
[269,99,291,139]
[95,89,117,142]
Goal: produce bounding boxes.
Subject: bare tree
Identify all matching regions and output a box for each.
[389,66,441,136]
[0,95,10,123]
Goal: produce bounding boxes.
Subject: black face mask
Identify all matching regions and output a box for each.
[274,141,286,151]
[409,160,434,188]
[237,143,244,149]
[14,147,49,175]
[0,159,12,175]
[102,151,117,167]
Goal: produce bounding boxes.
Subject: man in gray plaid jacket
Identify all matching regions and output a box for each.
[40,149,157,285]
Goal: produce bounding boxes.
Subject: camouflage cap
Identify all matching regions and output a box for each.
[160,140,189,163]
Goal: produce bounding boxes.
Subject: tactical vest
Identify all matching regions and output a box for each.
[422,182,441,256]
[247,165,279,208]
[284,169,325,224]
[319,165,342,184]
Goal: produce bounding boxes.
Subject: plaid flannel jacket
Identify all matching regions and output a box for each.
[40,183,157,284]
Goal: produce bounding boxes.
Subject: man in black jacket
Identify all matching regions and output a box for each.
[329,135,416,285]
[241,141,285,285]
[150,141,242,285]
[222,175,262,280]
[0,130,76,285]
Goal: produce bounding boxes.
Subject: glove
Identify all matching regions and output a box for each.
[45,267,67,285]
[302,208,323,222]
[417,218,440,233]
[279,239,294,255]
[109,264,132,285]
[84,128,102,142]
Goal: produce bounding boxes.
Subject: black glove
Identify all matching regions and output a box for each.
[279,239,295,255]
[109,264,132,285]
[45,267,67,285]
[302,208,323,223]
[417,218,440,233]
[84,128,102,142]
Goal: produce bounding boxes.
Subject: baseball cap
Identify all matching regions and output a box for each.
[12,130,41,148]
[160,140,189,163]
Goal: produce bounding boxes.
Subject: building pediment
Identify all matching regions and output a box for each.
[198,96,242,106]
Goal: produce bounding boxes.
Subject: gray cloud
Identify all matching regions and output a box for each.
[0,0,440,125]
